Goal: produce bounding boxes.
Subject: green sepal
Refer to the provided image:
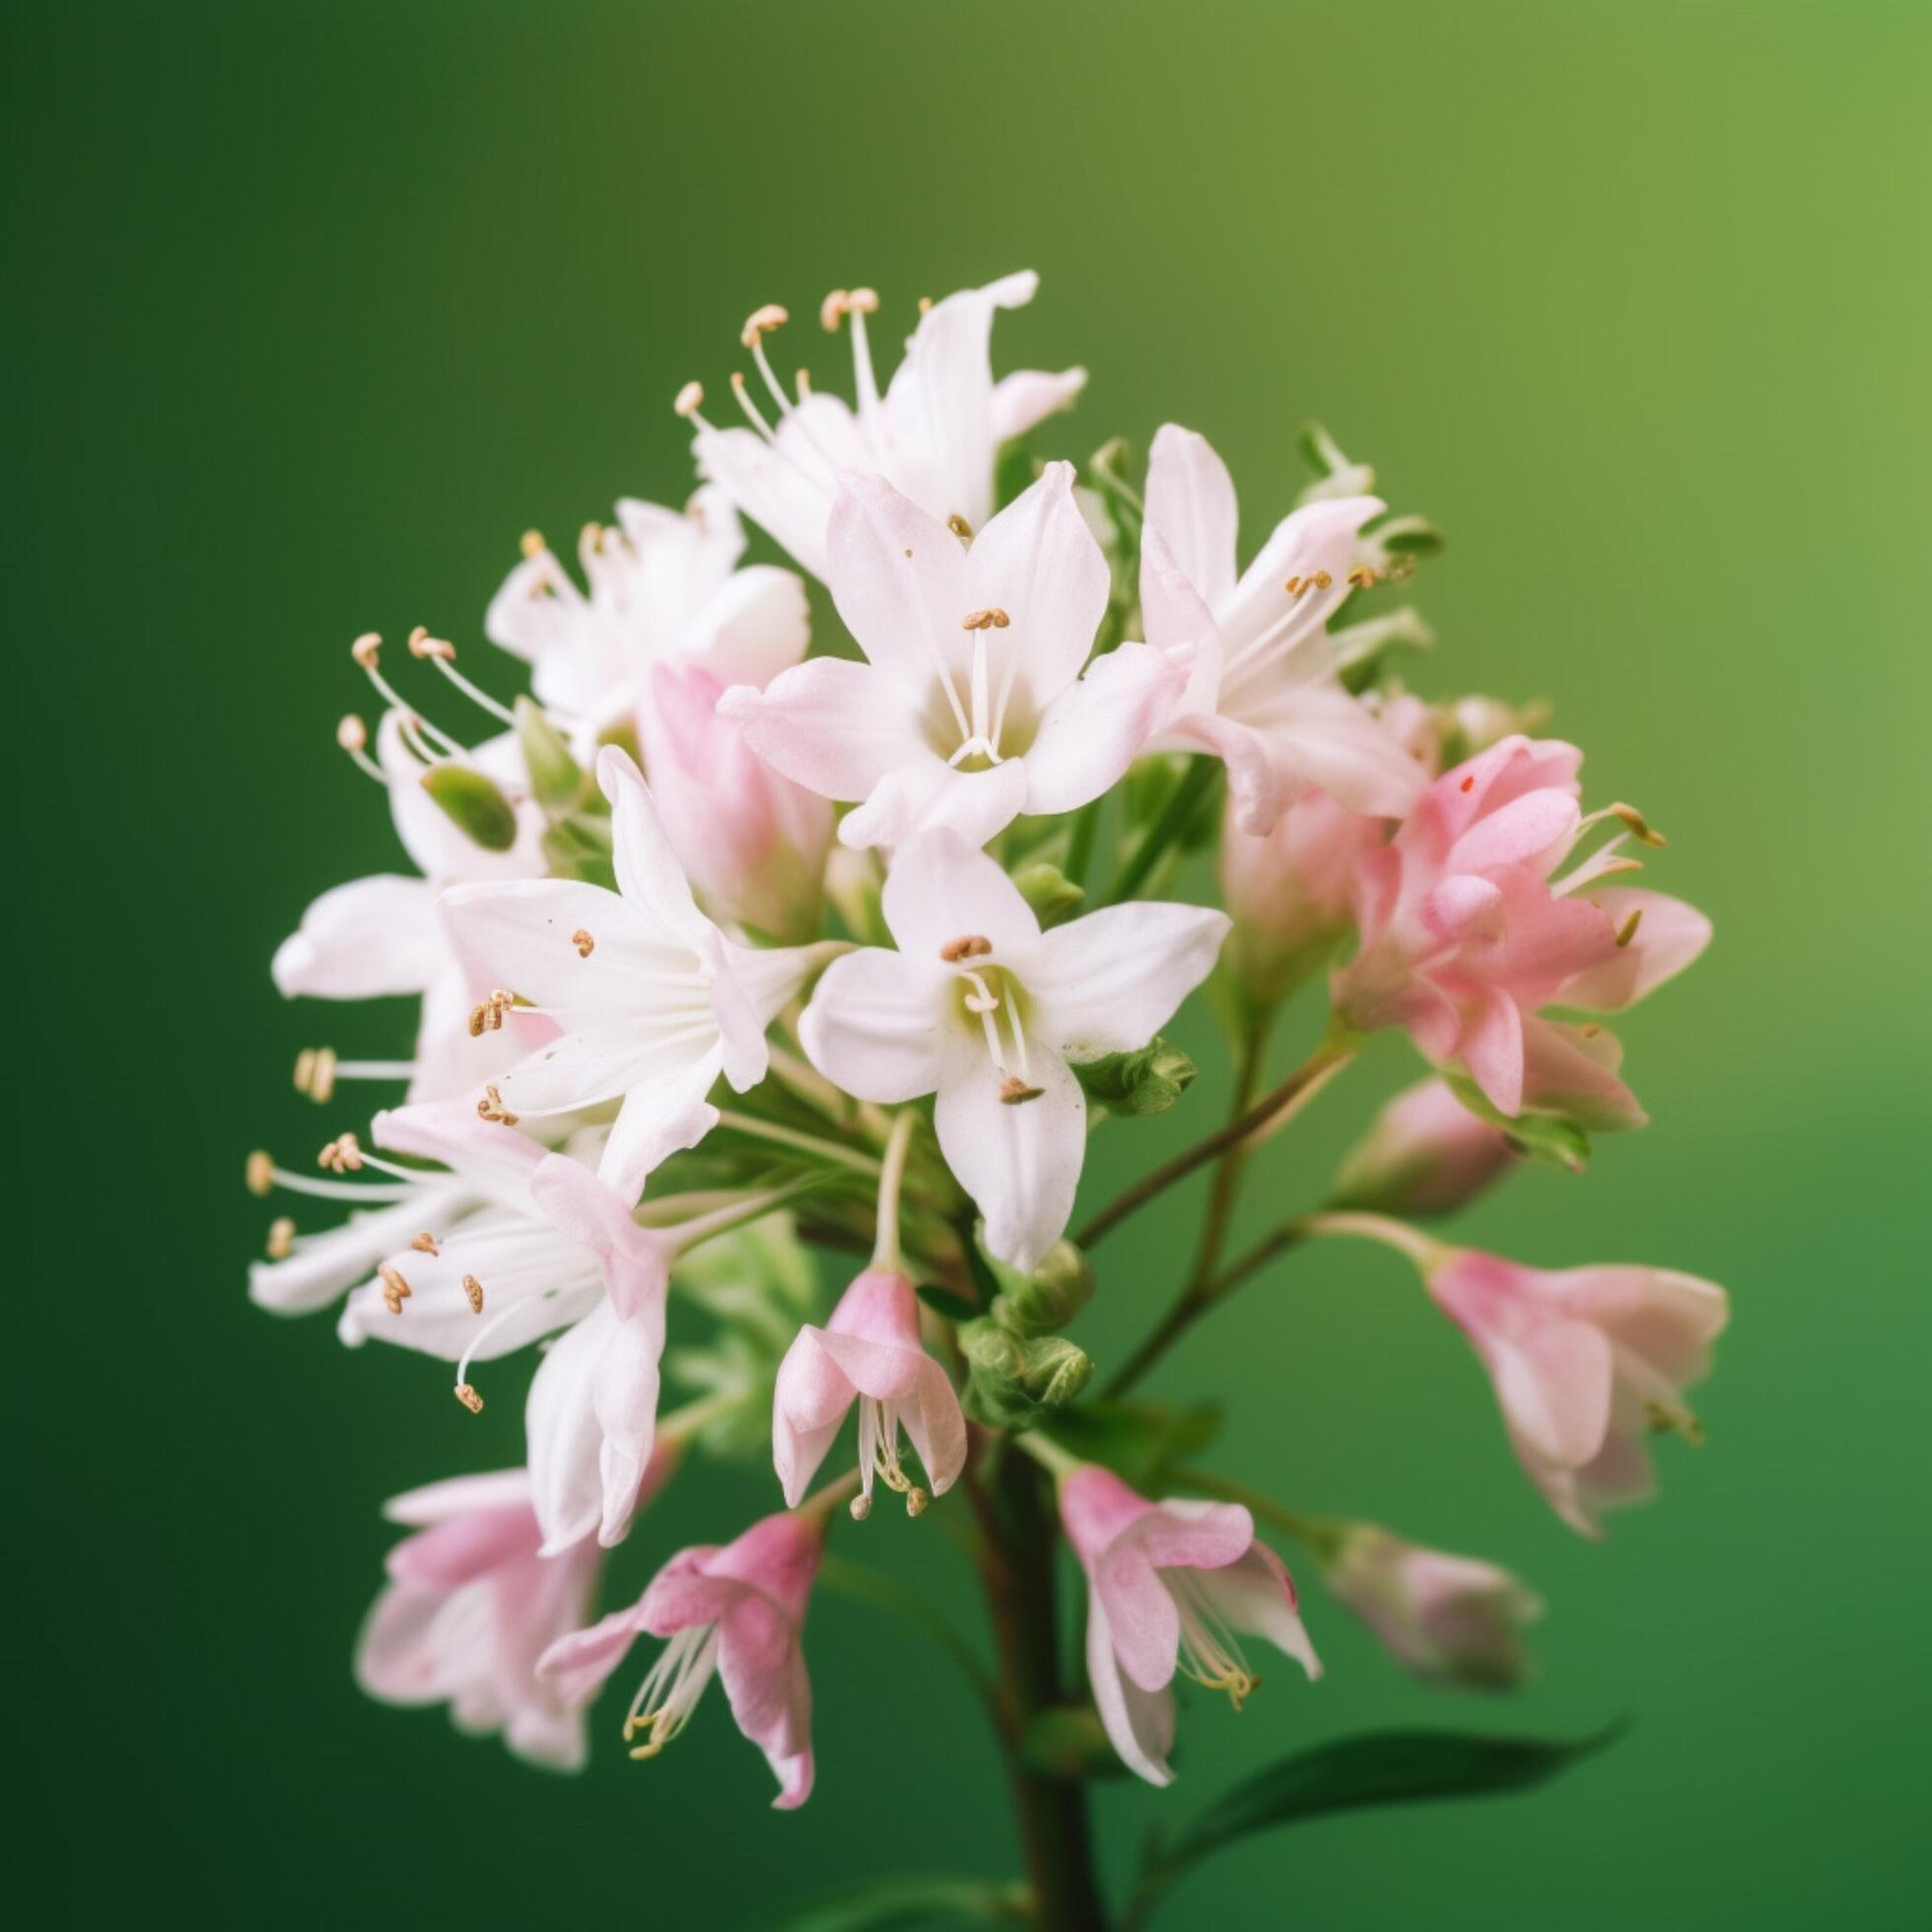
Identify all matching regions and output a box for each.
[1012,860,1085,930]
[1442,1072,1592,1173]
[1073,1037,1197,1118]
[514,694,587,815]
[419,763,518,853]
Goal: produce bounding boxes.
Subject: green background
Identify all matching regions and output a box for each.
[16,2,1928,1924]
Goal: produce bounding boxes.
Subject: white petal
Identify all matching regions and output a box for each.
[597,748,713,950]
[524,1303,618,1556]
[1085,1594,1176,1786]
[1144,423,1240,610]
[798,950,949,1103]
[248,1184,473,1318]
[438,877,684,1014]
[1022,642,1190,817]
[933,1033,1084,1272]
[1029,902,1230,1062]
[691,421,834,582]
[878,828,1042,957]
[380,712,545,884]
[1230,683,1428,819]
[724,656,928,803]
[596,1044,726,1204]
[840,751,1030,853]
[991,366,1088,444]
[676,564,811,690]
[824,473,970,696]
[272,874,444,999]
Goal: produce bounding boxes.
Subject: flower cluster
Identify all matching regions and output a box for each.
[251,272,1726,1892]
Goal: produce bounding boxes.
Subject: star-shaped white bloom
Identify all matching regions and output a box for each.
[799,831,1230,1270]
[484,486,808,750]
[682,270,1086,582]
[440,747,839,1202]
[724,462,1188,853]
[1140,423,1426,834]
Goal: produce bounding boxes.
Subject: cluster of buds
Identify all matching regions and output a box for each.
[250,270,1727,1890]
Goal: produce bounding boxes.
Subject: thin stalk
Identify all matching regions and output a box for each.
[1063,796,1102,891]
[1169,1467,1345,1562]
[1178,1015,1274,1300]
[713,1109,882,1179]
[871,1110,919,1270]
[1102,756,1218,906]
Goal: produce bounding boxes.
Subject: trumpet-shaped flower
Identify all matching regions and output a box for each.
[684,271,1085,581]
[1331,734,1712,1126]
[724,463,1186,852]
[1329,1076,1519,1217]
[1427,1250,1730,1536]
[772,1268,967,1514]
[1060,1466,1320,1787]
[540,1510,822,1809]
[799,830,1228,1269]
[1138,424,1426,833]
[485,487,808,748]
[354,1468,607,1770]
[440,746,839,1202]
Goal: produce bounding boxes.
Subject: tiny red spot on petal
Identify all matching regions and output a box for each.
[1460,775,1476,793]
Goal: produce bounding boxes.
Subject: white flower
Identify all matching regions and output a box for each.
[799,831,1229,1269]
[724,463,1187,852]
[1140,423,1425,833]
[484,486,808,751]
[271,710,549,1104]
[682,270,1086,582]
[440,746,838,1202]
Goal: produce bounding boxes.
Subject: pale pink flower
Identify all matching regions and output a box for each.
[440,746,840,1202]
[799,829,1228,1270]
[1329,1076,1519,1217]
[485,487,807,749]
[637,661,833,942]
[685,270,1085,581]
[1138,424,1425,833]
[1428,1250,1729,1536]
[540,1510,822,1809]
[1061,1466,1320,1787]
[1331,733,1712,1127]
[272,711,551,1104]
[354,1467,609,1770]
[772,1268,966,1514]
[1325,1524,1542,1690]
[724,463,1187,852]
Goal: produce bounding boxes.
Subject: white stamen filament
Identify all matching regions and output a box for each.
[1167,1570,1260,1710]
[625,1624,721,1760]
[958,968,1031,1080]
[857,1394,929,1517]
[249,1159,416,1205]
[426,650,518,728]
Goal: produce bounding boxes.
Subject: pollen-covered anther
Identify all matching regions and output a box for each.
[1611,801,1668,848]
[904,1485,930,1518]
[318,1133,363,1175]
[740,303,790,349]
[961,607,1010,631]
[571,928,595,958]
[472,989,517,1034]
[410,1231,440,1257]
[407,625,455,661]
[476,1084,518,1127]
[818,289,851,331]
[453,1382,485,1414]
[848,1492,873,1523]
[462,1274,485,1315]
[246,1150,274,1197]
[294,1046,337,1104]
[335,714,368,754]
[1284,570,1335,598]
[673,380,704,419]
[946,514,975,544]
[999,1076,1045,1106]
[1346,565,1380,588]
[1614,907,1644,949]
[378,1263,412,1315]
[265,1217,296,1260]
[939,934,993,962]
[1645,1396,1705,1445]
[519,528,546,559]
[350,632,381,670]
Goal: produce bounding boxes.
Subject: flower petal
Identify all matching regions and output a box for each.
[1144,423,1240,610]
[272,874,444,999]
[824,473,970,694]
[1023,641,1190,817]
[840,748,1031,852]
[1085,1595,1176,1787]
[723,656,927,803]
[1028,901,1230,1062]
[798,949,948,1103]
[878,827,1042,957]
[597,748,713,951]
[1557,889,1712,1011]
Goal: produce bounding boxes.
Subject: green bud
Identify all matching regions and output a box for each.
[419,763,518,853]
[960,1323,1093,1427]
[1012,861,1084,931]
[992,1239,1094,1338]
[514,694,586,814]
[1073,1036,1197,1118]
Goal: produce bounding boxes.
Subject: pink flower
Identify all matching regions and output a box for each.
[1060,1466,1320,1787]
[1329,1076,1519,1217]
[354,1468,610,1770]
[772,1268,967,1515]
[540,1511,822,1809]
[1428,1251,1729,1536]
[1331,734,1712,1128]
[638,662,833,942]
[1324,1525,1542,1690]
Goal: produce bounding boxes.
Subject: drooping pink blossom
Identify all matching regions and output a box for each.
[1329,1076,1519,1217]
[1060,1466,1320,1786]
[1331,733,1711,1127]
[540,1510,823,1809]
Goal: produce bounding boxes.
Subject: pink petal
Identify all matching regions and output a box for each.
[1143,423,1240,610]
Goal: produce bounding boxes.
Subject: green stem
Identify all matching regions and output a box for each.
[870,1110,919,1269]
[1102,756,1218,906]
[713,1109,882,1179]
[1064,795,1102,890]
[1296,1208,1452,1276]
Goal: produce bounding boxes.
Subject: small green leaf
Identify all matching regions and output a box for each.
[1442,1072,1591,1173]
[514,694,586,814]
[782,1874,1028,1931]
[916,1283,982,1325]
[1138,1725,1623,1920]
[1074,1038,1197,1118]
[419,763,518,853]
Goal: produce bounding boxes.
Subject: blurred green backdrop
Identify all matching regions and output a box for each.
[14,2,1929,1925]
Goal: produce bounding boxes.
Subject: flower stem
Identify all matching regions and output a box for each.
[713,1109,883,1179]
[1102,755,1219,906]
[871,1110,919,1270]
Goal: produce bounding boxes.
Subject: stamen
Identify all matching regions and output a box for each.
[452,1383,484,1414]
[245,1149,416,1204]
[623,1625,720,1760]
[349,634,467,760]
[960,608,1010,631]
[246,1149,275,1197]
[476,1084,518,1127]
[467,989,518,1036]
[740,303,790,349]
[318,1133,363,1175]
[294,1047,335,1103]
[571,928,595,958]
[519,528,547,559]
[1346,565,1379,588]
[410,624,518,727]
[265,1217,296,1260]
[378,1263,412,1315]
[946,514,974,544]
[462,1273,484,1314]
[1615,907,1643,948]
[728,370,779,445]
[1169,1570,1262,1711]
[939,934,993,962]
[673,381,704,419]
[335,714,386,782]
[1609,801,1668,848]
[1000,1077,1045,1106]
[411,1231,440,1256]
[1284,571,1334,598]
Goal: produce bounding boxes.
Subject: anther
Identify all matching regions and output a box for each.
[960,607,1010,631]
[453,1383,485,1414]
[336,715,367,754]
[946,514,974,544]
[463,1274,485,1315]
[1610,802,1668,848]
[470,989,517,1035]
[905,1486,930,1518]
[673,380,705,419]
[266,1217,296,1260]
[477,1084,518,1127]
[519,528,546,559]
[849,286,879,314]
[1615,908,1644,949]
[407,626,456,661]
[819,289,850,331]
[1346,565,1379,588]
[1459,774,1477,793]
[740,303,789,348]
[849,1493,873,1522]
[939,934,993,962]
[1000,1077,1045,1106]
[411,1231,440,1256]
[350,632,381,670]
[378,1263,412,1315]
[572,928,595,958]
[918,296,933,315]
[294,1046,337,1104]
[318,1133,363,1174]
[246,1150,275,1197]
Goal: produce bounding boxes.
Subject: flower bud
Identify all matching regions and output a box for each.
[992,1239,1094,1339]
[514,694,587,815]
[960,1325,1093,1426]
[638,664,833,942]
[418,762,520,854]
[1325,1524,1542,1690]
[1070,1037,1196,1118]
[1012,861,1085,930]
[1329,1077,1519,1216]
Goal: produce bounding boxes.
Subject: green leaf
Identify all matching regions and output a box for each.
[419,763,518,853]
[1042,1399,1222,1488]
[1074,1038,1197,1117]
[514,693,586,814]
[916,1282,982,1325]
[1442,1072,1592,1173]
[1138,1725,1623,1921]
[782,1874,1027,1931]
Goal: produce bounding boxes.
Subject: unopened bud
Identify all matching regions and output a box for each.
[419,763,519,854]
[1330,1078,1520,1217]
